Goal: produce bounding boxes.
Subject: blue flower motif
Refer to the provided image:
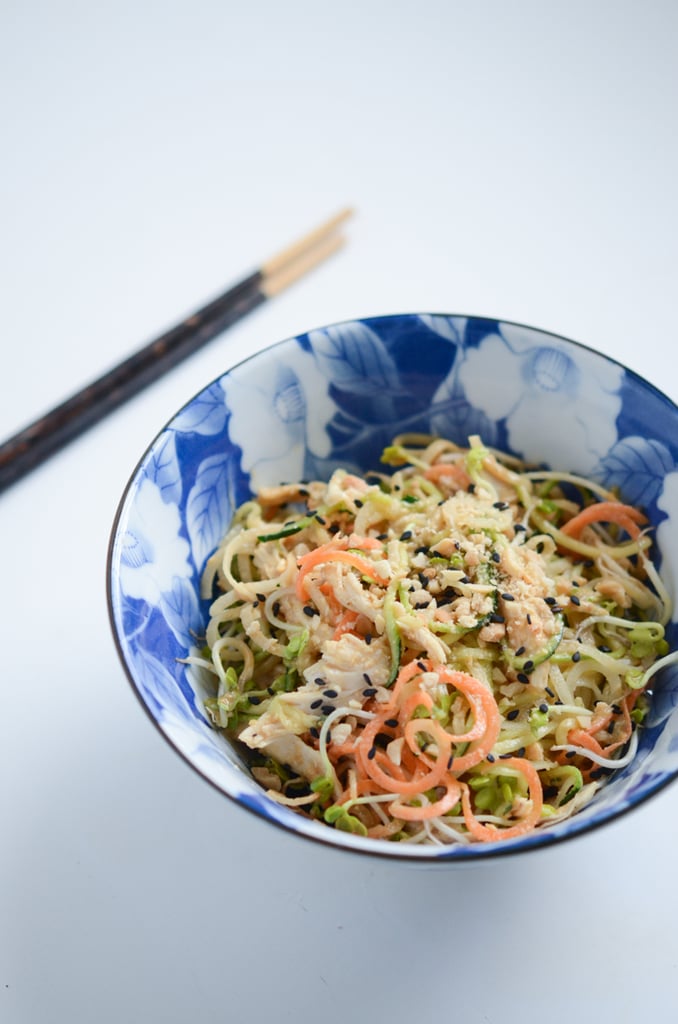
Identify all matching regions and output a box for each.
[118,477,192,604]
[223,342,338,490]
[457,324,624,472]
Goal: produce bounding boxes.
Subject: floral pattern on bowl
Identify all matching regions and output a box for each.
[107,314,678,861]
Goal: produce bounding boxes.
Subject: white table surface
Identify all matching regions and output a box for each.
[2,3,677,1022]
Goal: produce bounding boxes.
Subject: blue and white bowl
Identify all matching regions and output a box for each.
[107,314,678,861]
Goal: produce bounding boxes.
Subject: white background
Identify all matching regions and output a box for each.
[1,2,677,1022]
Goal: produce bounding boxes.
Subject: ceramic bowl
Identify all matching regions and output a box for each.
[107,314,678,861]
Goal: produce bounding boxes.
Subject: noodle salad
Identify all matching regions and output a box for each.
[191,435,676,845]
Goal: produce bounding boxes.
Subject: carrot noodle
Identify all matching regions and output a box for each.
[296,544,388,601]
[196,434,677,846]
[560,501,647,539]
[460,758,543,842]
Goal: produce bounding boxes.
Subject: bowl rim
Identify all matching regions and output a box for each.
[106,311,678,861]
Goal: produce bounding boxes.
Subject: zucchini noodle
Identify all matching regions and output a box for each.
[195,434,676,845]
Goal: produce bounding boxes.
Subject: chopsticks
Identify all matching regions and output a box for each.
[0,208,353,495]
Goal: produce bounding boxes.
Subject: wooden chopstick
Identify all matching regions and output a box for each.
[0,209,353,494]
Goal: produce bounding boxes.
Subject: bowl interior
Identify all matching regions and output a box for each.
[108,314,678,860]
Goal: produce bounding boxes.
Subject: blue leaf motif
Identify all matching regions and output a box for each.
[307,322,403,396]
[172,380,227,436]
[133,644,187,721]
[419,315,465,345]
[144,431,182,504]
[160,576,203,649]
[186,453,232,571]
[430,369,499,447]
[599,436,675,506]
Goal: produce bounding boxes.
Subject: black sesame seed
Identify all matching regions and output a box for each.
[499,753,513,760]
[515,646,526,657]
[363,673,372,684]
[267,687,275,696]
[272,601,281,617]
[514,523,527,533]
[376,533,388,541]
[491,551,501,563]
[490,613,506,624]
[322,705,335,716]
[384,718,398,728]
[303,605,318,617]
[544,596,557,606]
[354,499,363,508]
[365,634,373,645]
[416,660,427,670]
[323,689,338,699]
[526,613,532,625]
[363,687,377,697]
[256,593,266,602]
[447,755,455,769]
[400,530,413,541]
[523,660,534,673]
[328,523,340,534]
[598,644,612,653]
[555,699,564,706]
[501,593,515,602]
[507,709,520,721]
[570,594,581,606]
[315,515,327,525]
[467,483,476,493]
[311,699,323,710]
[486,753,496,763]
[516,747,526,757]
[565,750,576,758]
[611,704,623,715]
[539,702,549,714]
[459,575,471,584]
[309,727,320,739]
[517,672,530,684]
[545,686,555,698]
[367,747,377,760]
[536,542,545,554]
[572,650,581,663]
[415,545,430,556]
[315,677,326,686]
[248,695,262,705]
[493,501,510,510]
